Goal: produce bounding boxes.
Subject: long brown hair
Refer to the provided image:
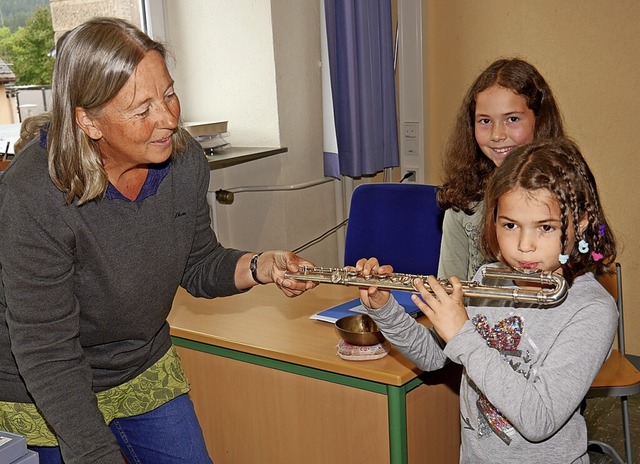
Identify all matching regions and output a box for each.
[437,58,566,214]
[47,17,190,205]
[480,138,616,285]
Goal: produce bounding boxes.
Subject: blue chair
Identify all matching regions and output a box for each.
[344,183,444,276]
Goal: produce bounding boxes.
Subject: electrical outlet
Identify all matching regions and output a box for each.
[402,167,422,183]
[404,122,418,138]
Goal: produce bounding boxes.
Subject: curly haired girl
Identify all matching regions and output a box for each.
[360,137,617,463]
[437,58,566,280]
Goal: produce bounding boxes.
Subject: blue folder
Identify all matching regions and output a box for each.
[310,290,421,323]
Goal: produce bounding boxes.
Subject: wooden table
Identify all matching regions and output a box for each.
[168,284,461,464]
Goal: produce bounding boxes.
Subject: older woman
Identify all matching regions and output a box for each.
[0,17,314,464]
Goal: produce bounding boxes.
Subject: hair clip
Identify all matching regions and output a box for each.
[578,239,589,254]
[559,254,569,264]
[591,251,604,262]
[598,224,606,237]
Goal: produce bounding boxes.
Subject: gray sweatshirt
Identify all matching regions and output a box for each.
[366,265,617,463]
[0,135,246,463]
[437,204,487,281]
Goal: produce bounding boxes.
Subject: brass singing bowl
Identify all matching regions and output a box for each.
[334,314,385,346]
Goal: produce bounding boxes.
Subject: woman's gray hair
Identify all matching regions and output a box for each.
[46,16,189,205]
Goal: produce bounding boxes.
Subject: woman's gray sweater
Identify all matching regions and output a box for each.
[0,135,246,462]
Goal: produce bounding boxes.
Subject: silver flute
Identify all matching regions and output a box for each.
[285,266,567,305]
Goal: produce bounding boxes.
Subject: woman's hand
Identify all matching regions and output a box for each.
[354,257,393,309]
[256,250,317,297]
[411,275,468,343]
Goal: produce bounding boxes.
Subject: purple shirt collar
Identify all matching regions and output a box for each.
[40,128,171,202]
[105,161,172,202]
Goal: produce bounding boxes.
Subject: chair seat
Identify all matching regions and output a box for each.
[589,349,640,397]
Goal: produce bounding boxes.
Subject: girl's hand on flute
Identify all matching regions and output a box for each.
[354,257,393,310]
[411,275,468,343]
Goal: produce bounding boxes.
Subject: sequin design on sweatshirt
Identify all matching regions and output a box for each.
[470,314,524,445]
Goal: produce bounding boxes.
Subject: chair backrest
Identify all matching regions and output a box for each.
[344,183,444,276]
[597,262,625,354]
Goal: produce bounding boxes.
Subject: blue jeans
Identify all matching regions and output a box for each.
[29,394,212,464]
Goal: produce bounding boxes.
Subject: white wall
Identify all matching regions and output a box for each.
[164,1,279,146]
[162,0,339,266]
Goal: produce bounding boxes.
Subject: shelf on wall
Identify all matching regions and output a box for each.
[206,146,287,170]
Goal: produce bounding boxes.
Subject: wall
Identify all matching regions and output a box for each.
[164,0,338,266]
[422,0,640,354]
[49,0,141,35]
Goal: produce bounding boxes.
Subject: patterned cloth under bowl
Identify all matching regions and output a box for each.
[336,339,390,361]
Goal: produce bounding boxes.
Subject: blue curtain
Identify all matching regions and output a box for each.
[323,0,399,178]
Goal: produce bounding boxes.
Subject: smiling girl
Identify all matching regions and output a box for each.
[437,58,566,280]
